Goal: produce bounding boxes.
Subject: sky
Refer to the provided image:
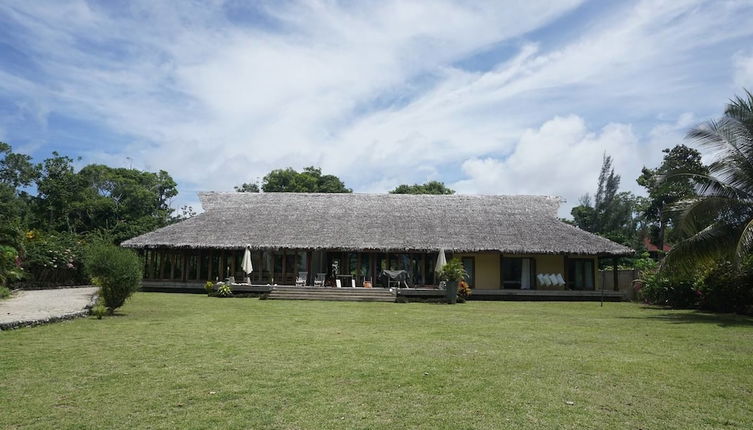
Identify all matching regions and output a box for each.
[1,0,753,217]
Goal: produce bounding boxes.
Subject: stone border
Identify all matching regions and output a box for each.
[0,291,99,331]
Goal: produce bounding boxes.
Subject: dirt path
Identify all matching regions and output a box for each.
[0,287,98,330]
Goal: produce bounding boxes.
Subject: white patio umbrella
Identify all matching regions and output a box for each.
[434,248,447,274]
[241,245,253,283]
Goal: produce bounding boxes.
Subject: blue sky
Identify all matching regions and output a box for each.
[1,0,753,216]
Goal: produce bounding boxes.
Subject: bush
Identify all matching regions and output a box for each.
[438,258,467,283]
[0,285,10,299]
[637,270,698,308]
[0,244,23,288]
[21,231,87,286]
[91,301,107,319]
[215,283,233,297]
[204,281,214,296]
[84,242,142,313]
[697,260,753,314]
[458,280,472,301]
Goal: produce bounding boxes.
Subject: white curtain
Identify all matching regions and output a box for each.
[521,258,531,289]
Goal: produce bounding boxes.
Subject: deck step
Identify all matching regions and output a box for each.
[267,287,395,302]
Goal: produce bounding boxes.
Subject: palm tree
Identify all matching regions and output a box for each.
[663,90,753,272]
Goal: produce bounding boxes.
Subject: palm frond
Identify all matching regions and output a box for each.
[735,216,753,264]
[661,222,739,274]
[670,196,736,235]
[662,172,745,200]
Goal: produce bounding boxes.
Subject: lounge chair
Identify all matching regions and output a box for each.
[314,273,326,287]
[296,272,308,287]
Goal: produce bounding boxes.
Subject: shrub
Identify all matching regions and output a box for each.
[204,281,214,296]
[438,258,467,283]
[697,260,753,314]
[215,283,233,297]
[458,280,472,301]
[21,231,87,286]
[91,301,107,319]
[84,242,142,313]
[637,269,698,308]
[0,244,23,288]
[0,285,10,299]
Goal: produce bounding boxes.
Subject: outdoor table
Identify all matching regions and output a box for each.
[336,274,354,287]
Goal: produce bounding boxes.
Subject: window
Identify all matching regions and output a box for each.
[567,258,595,290]
[501,257,535,289]
[461,257,475,288]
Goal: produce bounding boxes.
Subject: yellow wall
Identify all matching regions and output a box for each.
[455,252,500,289]
[454,253,600,290]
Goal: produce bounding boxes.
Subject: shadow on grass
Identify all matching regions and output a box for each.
[621,309,753,327]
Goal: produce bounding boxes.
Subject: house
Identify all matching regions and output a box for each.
[121,192,633,298]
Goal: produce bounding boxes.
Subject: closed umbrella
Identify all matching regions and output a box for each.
[434,248,447,274]
[241,245,253,283]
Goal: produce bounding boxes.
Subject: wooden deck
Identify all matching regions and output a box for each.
[140,281,626,302]
[469,289,626,302]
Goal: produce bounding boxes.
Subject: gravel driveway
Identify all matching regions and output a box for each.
[0,287,99,330]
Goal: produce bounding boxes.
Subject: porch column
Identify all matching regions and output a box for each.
[307,251,313,285]
[159,249,166,279]
[207,250,213,281]
[612,257,619,292]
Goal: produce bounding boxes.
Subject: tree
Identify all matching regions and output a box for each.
[0,143,39,225]
[570,155,639,244]
[33,152,80,232]
[389,181,455,194]
[663,90,753,271]
[637,145,708,250]
[31,154,178,242]
[234,182,260,192]
[261,166,351,193]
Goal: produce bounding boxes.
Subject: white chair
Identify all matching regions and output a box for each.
[314,273,325,287]
[296,272,308,287]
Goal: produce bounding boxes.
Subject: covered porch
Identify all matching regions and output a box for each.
[138,247,627,298]
[138,247,446,288]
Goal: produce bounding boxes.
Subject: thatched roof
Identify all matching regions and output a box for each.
[121,192,633,256]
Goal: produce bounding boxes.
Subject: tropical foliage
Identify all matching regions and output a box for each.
[636,144,707,250]
[662,90,753,272]
[390,181,455,195]
[0,143,179,289]
[237,166,351,193]
[570,155,642,250]
[84,242,142,313]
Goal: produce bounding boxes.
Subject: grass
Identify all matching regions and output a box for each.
[1,294,752,429]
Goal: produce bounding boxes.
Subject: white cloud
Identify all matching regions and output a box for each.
[0,0,752,214]
[733,51,753,89]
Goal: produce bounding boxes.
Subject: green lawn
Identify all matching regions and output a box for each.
[2,294,752,429]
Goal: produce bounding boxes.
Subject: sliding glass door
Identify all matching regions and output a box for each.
[501,257,535,289]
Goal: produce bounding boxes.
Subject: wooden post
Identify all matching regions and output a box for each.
[181,250,187,281]
[612,257,619,292]
[196,250,201,281]
[150,250,156,279]
[281,249,287,282]
[307,251,313,286]
[420,253,426,286]
[208,250,213,281]
[371,252,377,285]
[159,249,166,279]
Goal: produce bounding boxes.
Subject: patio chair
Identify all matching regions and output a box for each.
[314,273,326,287]
[296,272,308,287]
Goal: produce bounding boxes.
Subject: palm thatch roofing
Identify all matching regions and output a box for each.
[121,192,634,256]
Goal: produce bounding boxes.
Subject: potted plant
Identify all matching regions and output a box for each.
[438,258,467,304]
